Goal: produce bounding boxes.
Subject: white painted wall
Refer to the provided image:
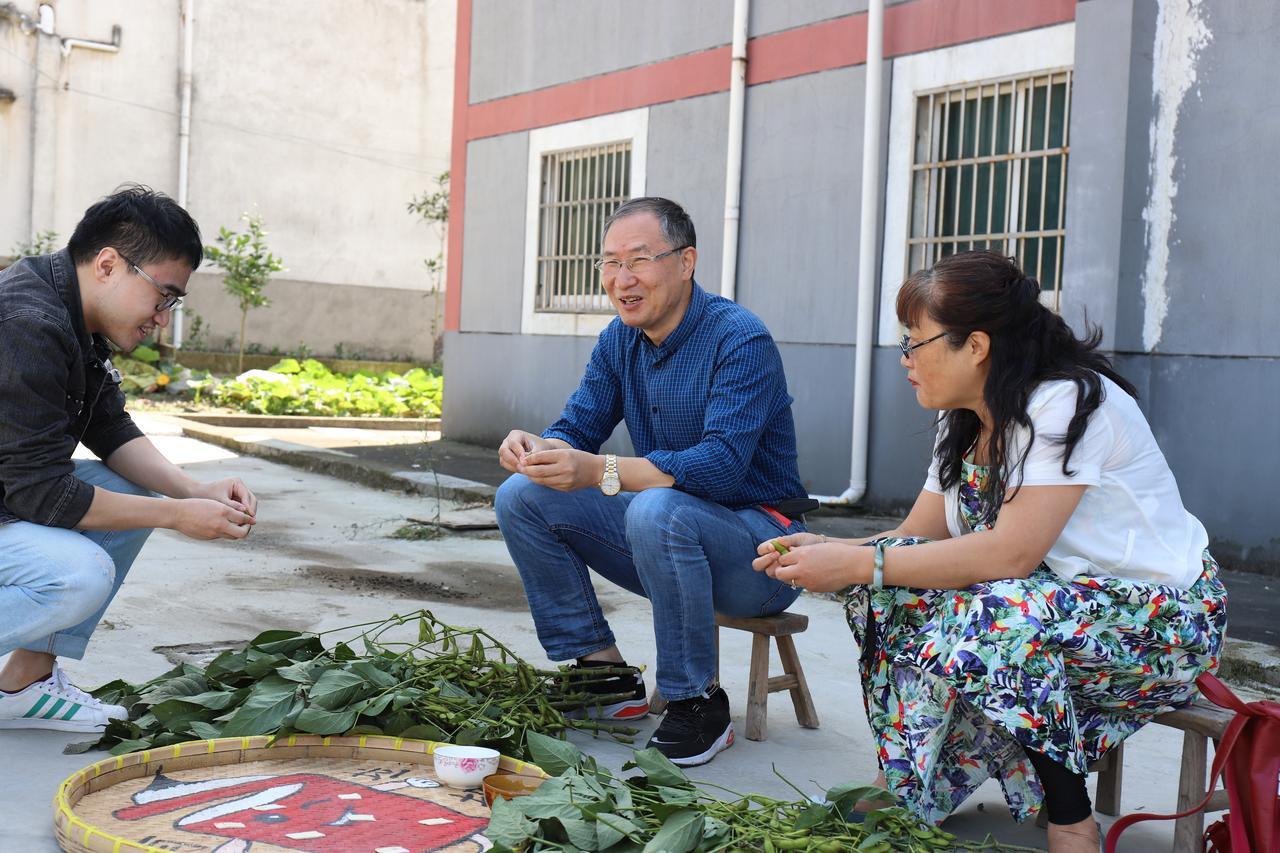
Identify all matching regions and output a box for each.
[0,0,454,353]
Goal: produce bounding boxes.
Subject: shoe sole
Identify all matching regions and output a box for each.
[0,718,108,733]
[564,698,650,721]
[660,722,735,767]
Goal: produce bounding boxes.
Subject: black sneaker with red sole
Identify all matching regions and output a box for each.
[558,660,649,721]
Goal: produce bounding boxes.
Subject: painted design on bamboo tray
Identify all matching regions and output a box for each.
[109,767,491,852]
[843,460,1227,824]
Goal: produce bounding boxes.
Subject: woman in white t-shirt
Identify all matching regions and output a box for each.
[754,251,1227,851]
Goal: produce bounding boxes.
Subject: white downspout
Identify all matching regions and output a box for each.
[172,0,194,347]
[720,0,749,300]
[812,0,884,506]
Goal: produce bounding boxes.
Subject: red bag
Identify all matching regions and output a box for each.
[1105,672,1280,853]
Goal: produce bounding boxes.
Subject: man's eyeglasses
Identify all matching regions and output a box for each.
[899,331,948,358]
[120,253,184,312]
[593,246,689,276]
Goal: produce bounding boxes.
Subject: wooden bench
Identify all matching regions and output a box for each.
[1036,699,1232,852]
[649,612,820,741]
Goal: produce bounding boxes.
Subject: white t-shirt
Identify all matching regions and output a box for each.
[923,375,1209,589]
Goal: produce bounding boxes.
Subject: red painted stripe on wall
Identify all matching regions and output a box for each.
[466,0,1076,142]
[885,0,1076,56]
[467,47,731,143]
[444,0,472,333]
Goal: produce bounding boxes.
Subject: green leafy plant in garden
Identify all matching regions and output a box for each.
[69,611,638,759]
[197,357,441,417]
[113,344,207,396]
[203,212,285,373]
[488,733,1037,853]
[9,229,59,259]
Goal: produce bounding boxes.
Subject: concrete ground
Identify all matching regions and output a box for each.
[2,416,1272,851]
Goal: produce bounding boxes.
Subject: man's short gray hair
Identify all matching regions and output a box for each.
[602,197,697,250]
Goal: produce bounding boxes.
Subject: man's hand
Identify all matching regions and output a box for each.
[172,498,256,541]
[190,477,258,517]
[520,448,604,492]
[498,430,555,473]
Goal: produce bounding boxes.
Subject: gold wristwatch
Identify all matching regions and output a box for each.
[599,453,621,496]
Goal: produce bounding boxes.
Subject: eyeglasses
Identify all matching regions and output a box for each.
[120,253,184,312]
[899,331,948,358]
[593,246,689,276]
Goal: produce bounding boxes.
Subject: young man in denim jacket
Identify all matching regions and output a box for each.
[495,197,810,766]
[0,186,258,733]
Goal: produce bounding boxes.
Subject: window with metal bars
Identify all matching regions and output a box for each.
[907,69,1072,304]
[535,141,631,313]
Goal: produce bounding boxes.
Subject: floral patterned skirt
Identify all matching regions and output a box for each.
[844,541,1228,824]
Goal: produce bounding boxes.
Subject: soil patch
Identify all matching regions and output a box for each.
[296,562,530,611]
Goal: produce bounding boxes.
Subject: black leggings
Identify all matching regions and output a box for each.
[1022,745,1093,825]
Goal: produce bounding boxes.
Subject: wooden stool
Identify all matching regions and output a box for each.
[1035,698,1233,852]
[649,611,820,742]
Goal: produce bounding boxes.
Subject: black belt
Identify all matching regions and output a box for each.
[763,497,820,522]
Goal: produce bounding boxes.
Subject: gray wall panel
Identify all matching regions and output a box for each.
[778,343,857,496]
[784,344,936,504]
[1152,0,1280,356]
[737,67,871,345]
[1115,353,1280,573]
[865,348,939,511]
[469,1,909,105]
[646,93,731,292]
[442,331,633,453]
[1109,2,1160,353]
[750,1,865,36]
[469,1,729,104]
[459,134,529,334]
[1059,0,1135,349]
[1062,0,1157,354]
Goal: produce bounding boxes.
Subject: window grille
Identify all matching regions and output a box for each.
[907,69,1072,304]
[536,141,631,313]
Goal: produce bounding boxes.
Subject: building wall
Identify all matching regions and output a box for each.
[1060,0,1280,570]
[0,0,454,362]
[446,0,1279,564]
[1135,0,1279,357]
[467,0,891,105]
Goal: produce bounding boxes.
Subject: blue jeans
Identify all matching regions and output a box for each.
[494,476,802,701]
[0,460,153,659]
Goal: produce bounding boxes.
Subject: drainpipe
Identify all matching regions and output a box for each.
[172,0,195,347]
[719,0,749,300]
[812,0,884,506]
[58,24,121,57]
[25,4,55,246]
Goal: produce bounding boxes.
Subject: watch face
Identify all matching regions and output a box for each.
[600,478,621,496]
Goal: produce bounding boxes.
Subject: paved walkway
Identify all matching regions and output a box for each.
[2,414,1274,851]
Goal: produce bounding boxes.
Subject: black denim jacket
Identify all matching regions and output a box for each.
[0,250,143,527]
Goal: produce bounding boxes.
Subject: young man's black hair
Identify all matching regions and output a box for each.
[67,184,203,270]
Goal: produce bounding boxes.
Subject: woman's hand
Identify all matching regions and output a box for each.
[753,536,866,593]
[752,532,825,574]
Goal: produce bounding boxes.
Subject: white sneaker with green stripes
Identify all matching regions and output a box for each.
[0,664,127,732]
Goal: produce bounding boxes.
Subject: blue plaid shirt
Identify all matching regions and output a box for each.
[544,282,805,509]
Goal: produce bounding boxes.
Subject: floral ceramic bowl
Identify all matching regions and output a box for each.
[433,745,500,788]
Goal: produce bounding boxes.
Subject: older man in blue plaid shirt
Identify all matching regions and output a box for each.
[495,197,811,767]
